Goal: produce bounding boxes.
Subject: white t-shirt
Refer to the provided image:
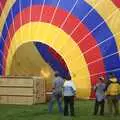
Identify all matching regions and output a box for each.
[63,80,76,96]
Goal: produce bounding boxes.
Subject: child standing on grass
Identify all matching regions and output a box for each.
[93,77,106,115]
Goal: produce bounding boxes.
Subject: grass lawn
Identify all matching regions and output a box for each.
[0,100,120,120]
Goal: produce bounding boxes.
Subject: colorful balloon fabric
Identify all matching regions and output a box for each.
[0,0,120,98]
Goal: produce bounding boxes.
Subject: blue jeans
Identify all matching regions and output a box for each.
[48,93,63,113]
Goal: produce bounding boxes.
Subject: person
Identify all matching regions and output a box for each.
[93,77,106,115]
[48,72,64,113]
[63,76,76,116]
[106,73,120,115]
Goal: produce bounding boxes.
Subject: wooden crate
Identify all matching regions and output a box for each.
[0,76,46,105]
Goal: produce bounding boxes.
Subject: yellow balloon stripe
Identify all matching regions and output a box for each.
[86,0,120,52]
[0,0,15,32]
[6,22,91,98]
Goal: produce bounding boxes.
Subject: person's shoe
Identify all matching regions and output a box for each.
[100,113,104,116]
[71,114,75,116]
[93,113,97,115]
[64,113,68,116]
[114,113,119,116]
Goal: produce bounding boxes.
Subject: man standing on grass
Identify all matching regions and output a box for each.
[63,76,76,116]
[93,77,106,116]
[48,72,64,113]
[106,73,120,115]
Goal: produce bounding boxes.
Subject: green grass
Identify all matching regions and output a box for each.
[0,100,119,120]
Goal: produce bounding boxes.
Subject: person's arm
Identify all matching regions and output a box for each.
[118,83,120,95]
[71,81,76,96]
[52,78,56,90]
[93,85,97,92]
[71,81,76,91]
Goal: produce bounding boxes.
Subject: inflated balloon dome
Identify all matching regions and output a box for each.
[0,0,120,98]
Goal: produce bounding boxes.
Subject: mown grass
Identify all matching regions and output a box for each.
[0,100,119,120]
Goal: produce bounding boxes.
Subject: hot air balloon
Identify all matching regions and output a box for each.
[0,0,120,99]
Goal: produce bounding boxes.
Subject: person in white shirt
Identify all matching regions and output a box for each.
[63,77,76,116]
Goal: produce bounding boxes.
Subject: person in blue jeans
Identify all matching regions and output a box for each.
[48,72,64,113]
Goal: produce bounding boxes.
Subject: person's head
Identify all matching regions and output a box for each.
[66,76,71,81]
[108,72,118,83]
[99,76,104,83]
[54,71,60,77]
[109,72,115,78]
[110,78,117,83]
